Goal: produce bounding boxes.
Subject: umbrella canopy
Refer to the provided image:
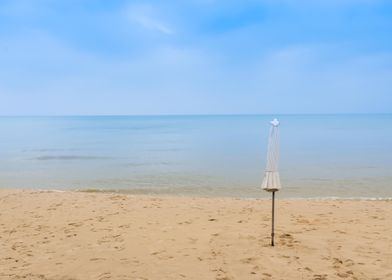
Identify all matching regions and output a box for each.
[261,118,281,192]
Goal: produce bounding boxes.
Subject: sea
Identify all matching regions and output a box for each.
[0,115,391,199]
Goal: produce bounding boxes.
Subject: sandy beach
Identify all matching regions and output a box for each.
[0,190,391,280]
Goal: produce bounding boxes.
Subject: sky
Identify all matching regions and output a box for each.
[0,0,391,115]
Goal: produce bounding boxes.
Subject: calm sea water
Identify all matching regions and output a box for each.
[0,115,391,198]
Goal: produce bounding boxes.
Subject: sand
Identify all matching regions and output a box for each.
[0,190,391,280]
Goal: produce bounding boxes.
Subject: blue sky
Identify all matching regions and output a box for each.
[0,0,391,115]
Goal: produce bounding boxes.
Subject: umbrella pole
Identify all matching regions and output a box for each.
[271,191,276,246]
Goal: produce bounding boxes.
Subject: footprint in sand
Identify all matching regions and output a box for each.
[214,267,230,280]
[151,250,174,260]
[240,257,257,264]
[47,202,63,211]
[188,237,198,244]
[332,258,356,278]
[109,195,127,201]
[313,274,328,280]
[68,222,84,227]
[119,224,131,229]
[120,258,130,264]
[151,250,165,256]
[97,272,112,280]
[90,257,106,261]
[337,271,354,278]
[279,233,299,247]
[96,216,106,222]
[297,218,311,224]
[97,234,124,250]
[178,220,193,225]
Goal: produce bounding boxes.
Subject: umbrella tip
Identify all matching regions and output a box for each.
[270,118,280,127]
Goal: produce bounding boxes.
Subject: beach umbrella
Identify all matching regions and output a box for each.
[261,118,281,246]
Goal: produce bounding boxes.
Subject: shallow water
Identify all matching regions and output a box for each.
[0,115,391,198]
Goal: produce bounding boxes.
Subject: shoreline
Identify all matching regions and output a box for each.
[1,189,391,279]
[2,188,392,201]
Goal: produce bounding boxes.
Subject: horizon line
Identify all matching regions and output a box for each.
[0,113,391,118]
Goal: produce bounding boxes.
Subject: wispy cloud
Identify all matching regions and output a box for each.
[127,4,174,35]
[132,14,174,35]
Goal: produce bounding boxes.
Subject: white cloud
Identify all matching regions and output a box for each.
[132,14,174,35]
[126,4,174,35]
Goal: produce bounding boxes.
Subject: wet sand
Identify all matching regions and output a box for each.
[0,190,391,280]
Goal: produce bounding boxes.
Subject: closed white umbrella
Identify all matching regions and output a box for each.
[262,118,281,246]
[262,118,281,192]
